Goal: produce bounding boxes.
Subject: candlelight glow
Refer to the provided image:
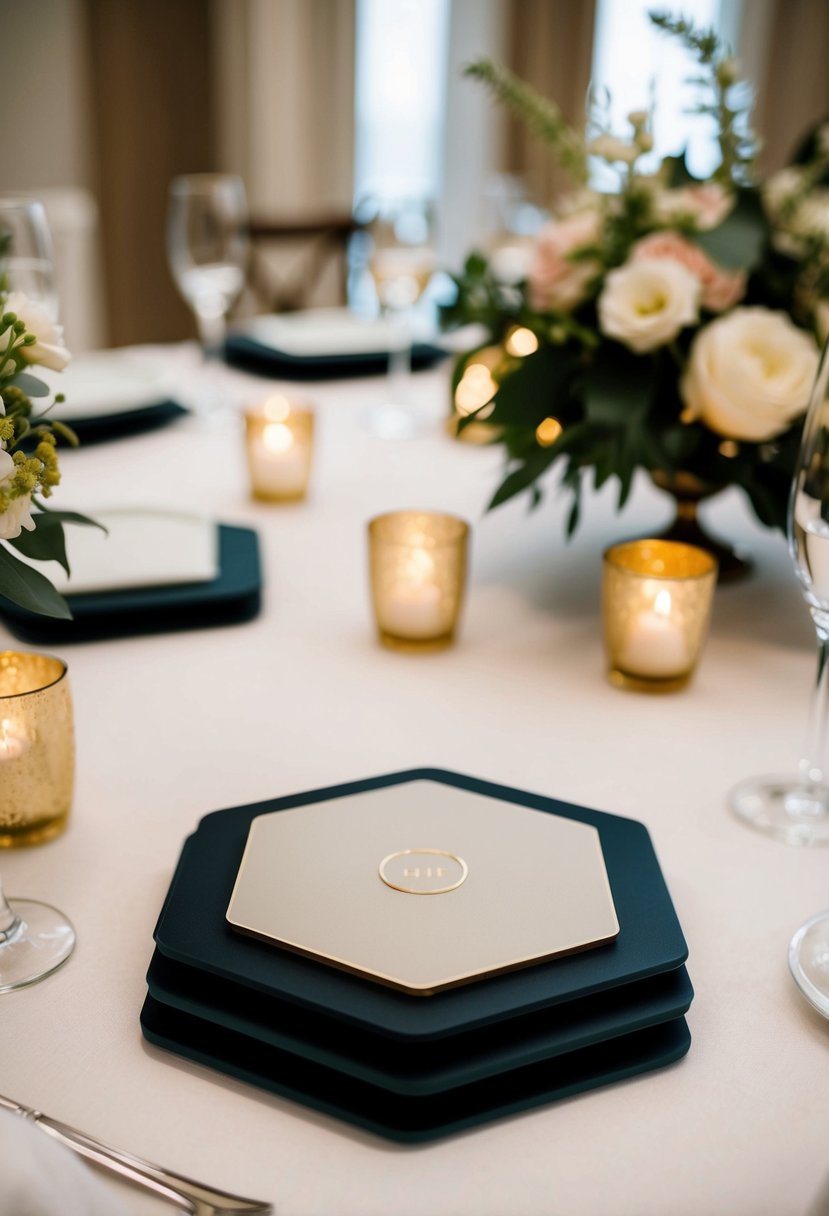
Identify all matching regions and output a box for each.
[263,422,294,453]
[535,417,563,447]
[455,363,498,415]
[263,395,292,423]
[505,326,539,357]
[654,589,673,617]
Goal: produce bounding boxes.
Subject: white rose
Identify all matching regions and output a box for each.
[1,291,70,371]
[0,449,35,541]
[681,307,819,441]
[598,258,700,353]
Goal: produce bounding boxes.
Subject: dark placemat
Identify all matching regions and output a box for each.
[152,770,689,1040]
[147,947,693,1095]
[0,524,261,643]
[52,400,188,445]
[224,333,447,380]
[140,992,691,1143]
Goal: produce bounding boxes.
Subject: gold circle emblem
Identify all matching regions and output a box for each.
[378,849,468,895]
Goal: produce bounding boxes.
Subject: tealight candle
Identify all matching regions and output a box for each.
[602,540,717,692]
[245,395,314,502]
[368,511,470,650]
[616,588,690,678]
[0,651,74,848]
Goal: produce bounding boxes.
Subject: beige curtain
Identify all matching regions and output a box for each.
[213,0,356,215]
[84,0,217,347]
[749,0,829,172]
[501,0,597,208]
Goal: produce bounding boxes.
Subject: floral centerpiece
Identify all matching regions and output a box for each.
[444,11,827,572]
[0,239,98,618]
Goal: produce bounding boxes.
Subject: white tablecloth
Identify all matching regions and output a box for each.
[2,345,827,1216]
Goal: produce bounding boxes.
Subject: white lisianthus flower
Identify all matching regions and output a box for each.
[0,449,36,541]
[598,259,700,353]
[1,292,70,371]
[681,307,819,441]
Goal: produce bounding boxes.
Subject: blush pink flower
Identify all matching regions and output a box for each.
[527,212,602,313]
[653,183,735,230]
[631,231,746,313]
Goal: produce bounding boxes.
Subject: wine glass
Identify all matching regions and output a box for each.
[166,174,249,355]
[364,197,436,439]
[0,878,75,993]
[0,198,59,320]
[729,337,829,844]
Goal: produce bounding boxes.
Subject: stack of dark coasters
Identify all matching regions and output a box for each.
[140,769,692,1142]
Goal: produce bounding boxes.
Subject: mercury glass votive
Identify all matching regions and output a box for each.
[244,394,315,502]
[602,540,718,692]
[0,651,74,847]
[368,511,470,651]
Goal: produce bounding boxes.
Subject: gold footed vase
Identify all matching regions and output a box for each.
[651,471,752,582]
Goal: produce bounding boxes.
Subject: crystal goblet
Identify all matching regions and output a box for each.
[363,197,436,439]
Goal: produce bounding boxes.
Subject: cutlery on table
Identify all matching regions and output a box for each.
[0,1094,273,1215]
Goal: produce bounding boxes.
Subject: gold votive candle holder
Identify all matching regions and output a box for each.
[244,394,315,502]
[368,510,470,651]
[602,540,717,692]
[0,651,74,847]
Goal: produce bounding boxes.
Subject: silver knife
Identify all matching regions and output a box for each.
[0,1094,273,1215]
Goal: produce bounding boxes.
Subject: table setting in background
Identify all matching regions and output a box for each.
[3,14,829,1216]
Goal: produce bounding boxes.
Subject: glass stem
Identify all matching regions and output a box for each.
[387,308,412,405]
[802,609,829,784]
[194,307,226,357]
[0,878,21,944]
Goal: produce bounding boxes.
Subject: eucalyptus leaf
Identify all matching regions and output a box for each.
[0,543,72,619]
[9,515,70,575]
[10,372,51,398]
[690,190,767,270]
[579,350,656,426]
[488,448,558,510]
[34,507,107,532]
[488,345,577,428]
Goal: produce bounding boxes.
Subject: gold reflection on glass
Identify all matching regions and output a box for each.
[367,511,470,651]
[718,439,740,458]
[505,326,539,357]
[602,540,717,692]
[0,651,74,847]
[535,417,563,447]
[244,400,315,502]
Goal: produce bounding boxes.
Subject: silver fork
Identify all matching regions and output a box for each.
[0,1094,273,1215]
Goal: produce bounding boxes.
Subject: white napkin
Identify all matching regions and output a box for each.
[0,1109,132,1216]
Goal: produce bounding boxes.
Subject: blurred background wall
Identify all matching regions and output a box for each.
[3,0,829,352]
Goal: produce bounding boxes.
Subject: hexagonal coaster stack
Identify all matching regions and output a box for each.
[140,770,693,1141]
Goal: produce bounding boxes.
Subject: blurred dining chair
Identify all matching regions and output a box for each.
[247,211,364,314]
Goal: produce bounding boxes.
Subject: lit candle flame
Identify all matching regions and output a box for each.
[263,422,294,453]
[654,589,673,617]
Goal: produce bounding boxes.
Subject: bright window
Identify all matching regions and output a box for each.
[590,0,742,182]
[353,0,451,203]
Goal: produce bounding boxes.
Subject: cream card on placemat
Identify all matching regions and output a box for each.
[25,509,219,595]
[37,352,170,420]
[242,308,433,358]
